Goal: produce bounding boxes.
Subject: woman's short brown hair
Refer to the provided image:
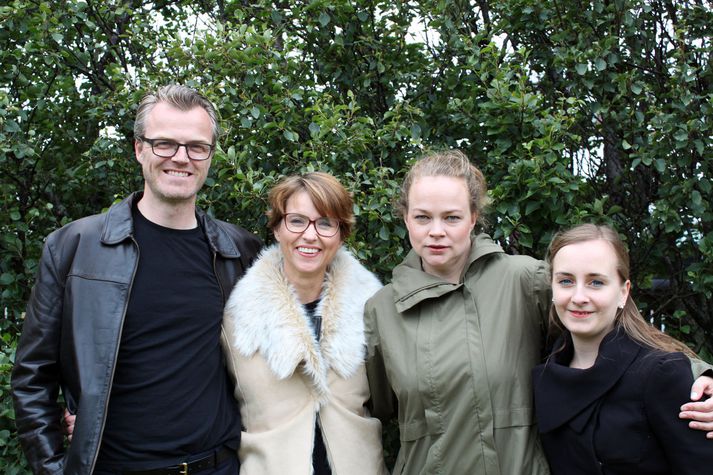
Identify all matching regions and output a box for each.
[266,172,355,238]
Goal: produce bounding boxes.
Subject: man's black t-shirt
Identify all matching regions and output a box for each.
[96,205,240,469]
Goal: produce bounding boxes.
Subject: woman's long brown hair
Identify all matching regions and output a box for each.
[546,223,696,358]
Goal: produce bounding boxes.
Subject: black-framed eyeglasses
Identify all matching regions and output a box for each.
[283,213,340,237]
[138,136,215,161]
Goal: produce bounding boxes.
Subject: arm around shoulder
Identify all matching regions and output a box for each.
[679,357,713,437]
[646,353,713,473]
[516,256,551,334]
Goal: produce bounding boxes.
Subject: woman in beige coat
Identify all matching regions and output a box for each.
[223,172,387,475]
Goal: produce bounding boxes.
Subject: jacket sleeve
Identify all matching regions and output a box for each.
[689,357,713,378]
[532,260,551,329]
[364,304,396,423]
[524,258,551,353]
[645,353,713,474]
[236,230,262,271]
[11,237,67,475]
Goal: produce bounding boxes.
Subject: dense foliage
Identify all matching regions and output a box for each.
[2,0,711,471]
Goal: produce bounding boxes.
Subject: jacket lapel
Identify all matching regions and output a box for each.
[533,329,641,433]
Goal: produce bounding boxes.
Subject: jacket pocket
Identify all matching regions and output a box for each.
[399,413,444,441]
[493,407,535,428]
[399,418,428,441]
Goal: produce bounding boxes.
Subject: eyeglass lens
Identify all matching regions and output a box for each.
[150,139,212,160]
[285,214,339,236]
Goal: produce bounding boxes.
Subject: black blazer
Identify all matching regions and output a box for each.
[532,328,713,475]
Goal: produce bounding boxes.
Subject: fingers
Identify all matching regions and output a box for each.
[679,391,713,439]
[690,375,713,401]
[680,396,713,416]
[62,409,76,442]
[684,420,713,439]
[680,409,713,422]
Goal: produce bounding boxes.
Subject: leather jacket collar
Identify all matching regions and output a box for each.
[100,192,242,258]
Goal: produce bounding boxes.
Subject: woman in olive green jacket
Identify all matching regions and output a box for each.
[364,150,713,475]
[366,233,550,474]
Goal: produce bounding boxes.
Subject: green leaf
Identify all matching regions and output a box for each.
[4,121,20,133]
[694,140,704,155]
[410,124,421,139]
[379,225,389,241]
[575,64,587,75]
[654,159,665,173]
[319,12,330,26]
[525,201,540,215]
[673,130,688,141]
[691,190,702,207]
[518,232,533,248]
[283,130,297,142]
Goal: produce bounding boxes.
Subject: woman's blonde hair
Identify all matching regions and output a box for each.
[546,223,696,358]
[397,150,489,229]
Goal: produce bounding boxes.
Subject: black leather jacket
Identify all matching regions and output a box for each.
[11,193,261,475]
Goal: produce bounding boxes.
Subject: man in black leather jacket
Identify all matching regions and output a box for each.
[11,85,261,475]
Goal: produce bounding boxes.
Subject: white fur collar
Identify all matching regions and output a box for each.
[224,244,382,400]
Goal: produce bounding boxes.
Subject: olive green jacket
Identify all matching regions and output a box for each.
[365,234,551,475]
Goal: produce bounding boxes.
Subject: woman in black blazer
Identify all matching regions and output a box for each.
[532,224,713,474]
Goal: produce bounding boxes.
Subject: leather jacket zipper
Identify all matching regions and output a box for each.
[88,235,140,474]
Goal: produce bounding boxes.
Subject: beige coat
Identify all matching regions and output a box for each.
[223,245,388,475]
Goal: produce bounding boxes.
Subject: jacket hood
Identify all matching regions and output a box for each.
[100,191,243,258]
[224,244,382,401]
[392,233,504,312]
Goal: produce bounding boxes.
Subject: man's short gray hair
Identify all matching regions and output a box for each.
[133,84,221,143]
